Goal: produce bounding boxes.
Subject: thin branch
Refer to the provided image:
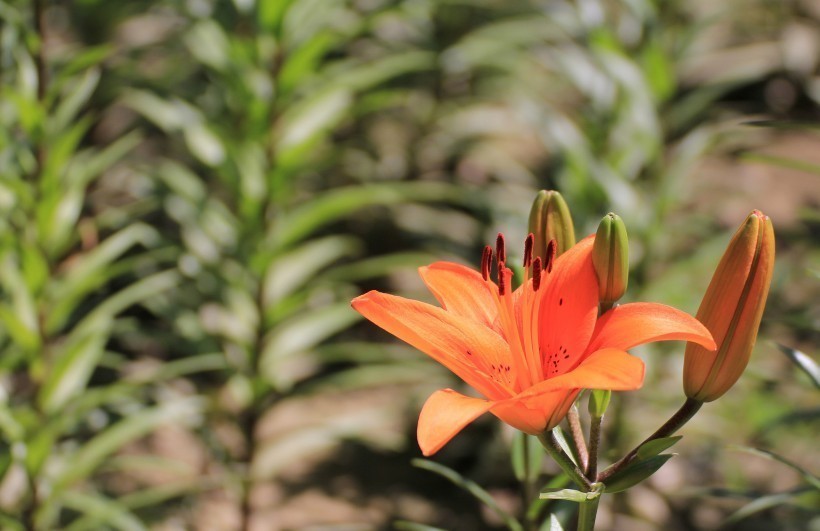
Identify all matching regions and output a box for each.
[566,406,589,471]
[537,431,593,492]
[586,414,602,480]
[597,398,702,483]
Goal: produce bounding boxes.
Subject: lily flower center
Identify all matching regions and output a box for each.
[479,233,560,394]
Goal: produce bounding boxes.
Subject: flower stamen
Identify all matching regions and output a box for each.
[545,239,557,273]
[481,245,493,281]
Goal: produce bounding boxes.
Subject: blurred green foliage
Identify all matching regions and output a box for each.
[0,0,817,529]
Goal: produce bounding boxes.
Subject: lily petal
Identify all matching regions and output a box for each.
[538,236,599,377]
[586,302,716,354]
[419,262,500,332]
[490,389,573,435]
[351,291,512,398]
[490,349,644,435]
[417,389,495,456]
[516,348,645,399]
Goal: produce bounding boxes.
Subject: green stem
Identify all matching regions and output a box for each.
[597,398,702,483]
[567,406,589,471]
[521,435,536,531]
[577,495,601,531]
[586,415,602,480]
[537,431,593,491]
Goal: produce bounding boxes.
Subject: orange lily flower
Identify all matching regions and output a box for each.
[352,234,716,456]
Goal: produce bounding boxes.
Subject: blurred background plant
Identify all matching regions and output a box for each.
[0,0,817,529]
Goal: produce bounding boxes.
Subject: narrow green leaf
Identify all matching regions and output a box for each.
[544,513,567,531]
[551,427,579,467]
[60,490,146,531]
[0,303,40,351]
[730,446,820,490]
[413,459,524,531]
[636,436,683,460]
[539,489,589,503]
[257,0,296,33]
[118,479,216,510]
[323,252,438,283]
[264,235,361,306]
[274,88,352,156]
[51,67,100,134]
[511,433,543,482]
[271,182,479,251]
[602,454,674,494]
[46,223,161,333]
[739,152,820,176]
[776,343,820,389]
[38,329,108,413]
[261,302,361,369]
[73,270,180,336]
[528,473,570,521]
[121,90,197,132]
[724,487,816,525]
[52,398,203,491]
[124,353,228,384]
[65,130,143,189]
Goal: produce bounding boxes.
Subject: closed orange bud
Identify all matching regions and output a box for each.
[683,211,775,402]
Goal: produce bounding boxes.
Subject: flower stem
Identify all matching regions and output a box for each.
[537,431,593,491]
[567,406,589,471]
[577,494,600,531]
[521,435,536,531]
[597,398,703,483]
[586,414,602,480]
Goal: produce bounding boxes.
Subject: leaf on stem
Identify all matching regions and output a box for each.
[601,454,674,494]
[511,432,544,482]
[776,343,820,390]
[636,435,682,460]
[412,458,524,531]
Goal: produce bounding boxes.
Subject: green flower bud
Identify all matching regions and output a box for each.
[527,190,576,260]
[592,213,629,310]
[588,389,611,419]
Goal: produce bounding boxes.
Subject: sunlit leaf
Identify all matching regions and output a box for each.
[60,490,146,531]
[52,398,203,492]
[413,459,524,531]
[602,454,674,493]
[636,436,682,460]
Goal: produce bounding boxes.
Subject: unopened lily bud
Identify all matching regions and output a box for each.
[592,213,628,310]
[528,190,575,260]
[588,389,611,419]
[684,211,775,402]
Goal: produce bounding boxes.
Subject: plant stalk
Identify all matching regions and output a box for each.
[597,398,702,483]
[586,415,602,480]
[566,406,589,471]
[577,495,600,531]
[537,431,593,491]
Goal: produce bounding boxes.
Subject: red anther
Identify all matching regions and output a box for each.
[532,257,542,291]
[498,262,507,295]
[481,245,493,281]
[523,233,534,268]
[545,239,557,273]
[496,233,506,264]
